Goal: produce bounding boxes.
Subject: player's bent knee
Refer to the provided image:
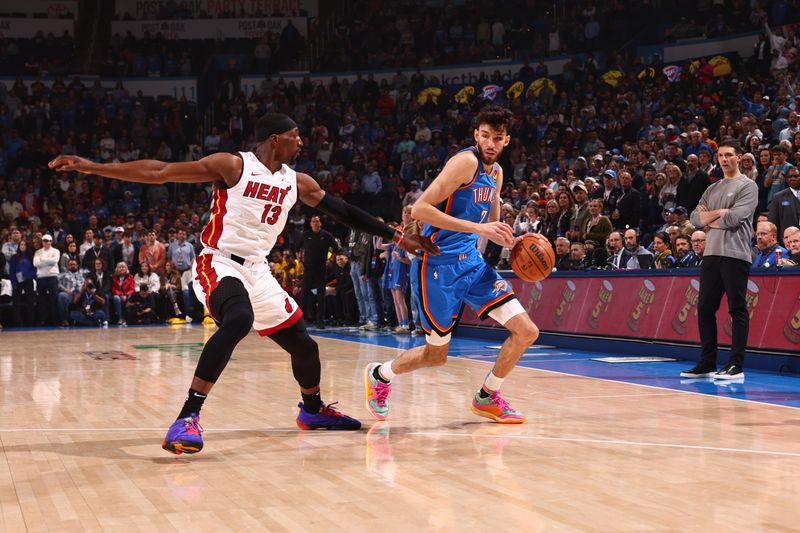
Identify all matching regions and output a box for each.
[209,277,254,337]
[519,322,540,345]
[508,317,539,346]
[293,330,318,357]
[224,304,254,338]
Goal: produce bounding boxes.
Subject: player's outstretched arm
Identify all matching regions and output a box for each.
[296,172,438,257]
[411,151,514,247]
[48,153,243,187]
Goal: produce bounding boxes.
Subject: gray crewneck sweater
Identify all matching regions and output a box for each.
[689,175,758,263]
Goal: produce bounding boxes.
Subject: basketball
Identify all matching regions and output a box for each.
[510,234,556,282]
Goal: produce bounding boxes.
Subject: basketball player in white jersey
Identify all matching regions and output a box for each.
[49,113,437,455]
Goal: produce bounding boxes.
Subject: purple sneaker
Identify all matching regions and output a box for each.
[162,413,204,454]
[296,402,362,430]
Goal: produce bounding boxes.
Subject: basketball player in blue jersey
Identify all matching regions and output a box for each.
[365,105,540,423]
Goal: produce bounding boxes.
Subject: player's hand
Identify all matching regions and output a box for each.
[48,155,97,174]
[398,233,439,258]
[513,232,547,246]
[481,221,515,247]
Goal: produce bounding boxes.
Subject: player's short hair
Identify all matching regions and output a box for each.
[473,105,513,133]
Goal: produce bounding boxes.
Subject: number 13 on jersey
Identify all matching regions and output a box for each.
[261,204,282,225]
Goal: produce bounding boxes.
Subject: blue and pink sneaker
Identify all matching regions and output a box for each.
[364,362,392,420]
[296,402,362,430]
[162,413,204,454]
[471,391,526,424]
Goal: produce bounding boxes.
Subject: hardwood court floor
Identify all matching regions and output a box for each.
[1,326,799,532]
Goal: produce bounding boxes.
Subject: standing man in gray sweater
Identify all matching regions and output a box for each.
[681,140,758,380]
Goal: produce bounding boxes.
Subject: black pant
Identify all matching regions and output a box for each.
[330,287,357,325]
[697,256,750,368]
[125,306,158,324]
[13,280,36,327]
[161,288,184,319]
[301,279,326,324]
[36,276,59,326]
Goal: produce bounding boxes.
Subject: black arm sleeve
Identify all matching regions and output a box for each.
[325,231,337,251]
[315,193,396,241]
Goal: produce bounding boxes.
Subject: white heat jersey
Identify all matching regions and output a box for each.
[200,151,298,261]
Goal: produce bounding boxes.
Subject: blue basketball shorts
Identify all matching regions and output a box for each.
[411,248,517,337]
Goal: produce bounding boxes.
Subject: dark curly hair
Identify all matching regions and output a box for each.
[473,105,513,133]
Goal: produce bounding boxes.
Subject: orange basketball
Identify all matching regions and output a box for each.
[510,234,556,282]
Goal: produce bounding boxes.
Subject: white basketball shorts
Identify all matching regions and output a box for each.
[193,249,302,336]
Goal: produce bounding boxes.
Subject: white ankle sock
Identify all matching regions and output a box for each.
[379,360,397,381]
[483,371,504,392]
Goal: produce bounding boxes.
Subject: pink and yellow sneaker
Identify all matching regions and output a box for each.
[470,390,526,424]
[365,363,392,420]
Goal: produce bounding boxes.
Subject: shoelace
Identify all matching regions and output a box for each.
[183,416,203,435]
[320,402,344,417]
[490,392,513,413]
[374,381,390,406]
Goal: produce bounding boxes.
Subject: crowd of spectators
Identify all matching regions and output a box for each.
[6,1,797,78]
[100,22,307,77]
[0,34,76,77]
[0,1,76,76]
[3,1,799,77]
[102,0,792,76]
[319,0,777,71]
[4,8,800,328]
[113,3,309,20]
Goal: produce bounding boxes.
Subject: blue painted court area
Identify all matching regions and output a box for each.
[310,327,800,409]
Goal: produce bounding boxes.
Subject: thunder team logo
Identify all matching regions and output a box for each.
[492,280,508,296]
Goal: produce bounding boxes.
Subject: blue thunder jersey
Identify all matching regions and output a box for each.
[422,147,499,256]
